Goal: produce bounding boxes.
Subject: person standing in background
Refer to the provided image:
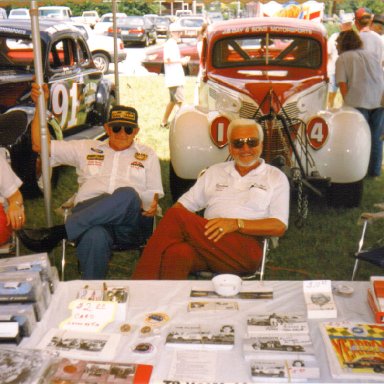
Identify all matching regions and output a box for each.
[327,14,354,108]
[160,23,190,129]
[354,7,384,67]
[335,30,384,178]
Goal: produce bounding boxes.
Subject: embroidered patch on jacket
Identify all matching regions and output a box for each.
[249,183,267,191]
[131,161,144,169]
[215,183,228,191]
[135,152,148,161]
[91,147,104,154]
[86,154,104,161]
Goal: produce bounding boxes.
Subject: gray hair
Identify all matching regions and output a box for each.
[227,118,264,142]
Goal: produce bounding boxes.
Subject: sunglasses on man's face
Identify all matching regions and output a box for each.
[111,125,134,135]
[231,137,259,149]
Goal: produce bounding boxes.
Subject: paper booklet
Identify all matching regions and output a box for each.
[303,280,337,319]
[37,329,121,361]
[165,324,235,350]
[41,357,153,384]
[320,321,384,381]
[249,358,320,382]
[0,347,54,384]
[243,335,314,358]
[247,313,309,335]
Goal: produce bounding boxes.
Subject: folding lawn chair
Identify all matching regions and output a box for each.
[351,206,384,280]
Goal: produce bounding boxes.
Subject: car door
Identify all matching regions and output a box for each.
[46,33,102,134]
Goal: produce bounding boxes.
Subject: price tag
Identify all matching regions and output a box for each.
[59,299,117,333]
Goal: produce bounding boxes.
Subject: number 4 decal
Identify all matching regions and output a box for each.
[306,117,329,150]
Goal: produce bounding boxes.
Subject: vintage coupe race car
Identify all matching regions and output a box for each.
[0,20,115,196]
[169,17,371,208]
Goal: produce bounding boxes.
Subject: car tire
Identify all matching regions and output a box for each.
[169,163,196,202]
[92,52,110,75]
[327,180,364,208]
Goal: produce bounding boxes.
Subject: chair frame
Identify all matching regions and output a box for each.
[351,213,384,281]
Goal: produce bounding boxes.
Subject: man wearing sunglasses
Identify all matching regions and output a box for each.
[132,118,289,280]
[18,83,164,279]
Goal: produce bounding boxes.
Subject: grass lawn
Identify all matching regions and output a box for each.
[22,74,384,282]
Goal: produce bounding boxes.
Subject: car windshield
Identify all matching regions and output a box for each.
[156,18,169,26]
[121,17,144,27]
[180,18,204,28]
[0,37,35,68]
[212,34,321,69]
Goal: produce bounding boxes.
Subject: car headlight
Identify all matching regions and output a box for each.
[215,93,241,113]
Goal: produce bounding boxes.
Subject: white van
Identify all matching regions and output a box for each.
[38,6,72,19]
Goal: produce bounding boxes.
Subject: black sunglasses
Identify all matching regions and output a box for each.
[111,125,134,135]
[231,137,259,149]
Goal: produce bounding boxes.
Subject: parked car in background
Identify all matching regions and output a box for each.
[173,16,207,38]
[155,16,171,37]
[142,41,199,75]
[9,8,30,19]
[81,11,100,28]
[144,14,158,25]
[0,19,116,197]
[109,16,157,47]
[38,6,72,19]
[93,12,127,35]
[169,17,371,208]
[207,12,223,23]
[70,22,126,74]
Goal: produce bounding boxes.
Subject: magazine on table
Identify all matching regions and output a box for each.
[320,321,384,381]
[0,347,54,384]
[37,329,121,361]
[41,357,153,384]
[165,324,235,350]
[249,358,320,382]
[247,313,309,335]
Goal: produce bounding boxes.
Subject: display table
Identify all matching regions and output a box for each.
[20,280,373,383]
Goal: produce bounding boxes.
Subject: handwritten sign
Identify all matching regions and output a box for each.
[60,299,117,333]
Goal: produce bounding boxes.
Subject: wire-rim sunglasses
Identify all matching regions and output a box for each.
[230,137,260,149]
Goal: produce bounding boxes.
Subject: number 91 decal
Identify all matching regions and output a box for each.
[306,116,329,150]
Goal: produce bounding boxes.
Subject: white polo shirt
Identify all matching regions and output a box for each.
[178,160,290,227]
[50,139,164,208]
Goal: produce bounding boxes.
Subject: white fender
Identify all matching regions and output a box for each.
[170,105,228,179]
[309,106,371,183]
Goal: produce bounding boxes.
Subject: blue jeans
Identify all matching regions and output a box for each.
[65,187,147,279]
[357,107,384,177]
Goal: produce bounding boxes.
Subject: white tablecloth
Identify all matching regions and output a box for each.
[21,280,374,383]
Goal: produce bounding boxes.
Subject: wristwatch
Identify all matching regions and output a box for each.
[237,219,245,232]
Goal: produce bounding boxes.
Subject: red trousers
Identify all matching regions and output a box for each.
[0,204,11,245]
[131,206,262,280]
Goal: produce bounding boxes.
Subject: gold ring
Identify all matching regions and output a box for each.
[219,227,224,233]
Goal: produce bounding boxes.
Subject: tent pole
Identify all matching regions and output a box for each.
[112,0,120,104]
[30,1,53,228]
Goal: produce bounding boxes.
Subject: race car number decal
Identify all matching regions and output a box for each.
[210,116,230,148]
[306,117,328,150]
[51,82,80,129]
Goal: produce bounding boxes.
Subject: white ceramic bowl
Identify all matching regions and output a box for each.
[212,274,242,296]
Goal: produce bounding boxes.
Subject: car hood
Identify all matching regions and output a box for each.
[87,34,124,53]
